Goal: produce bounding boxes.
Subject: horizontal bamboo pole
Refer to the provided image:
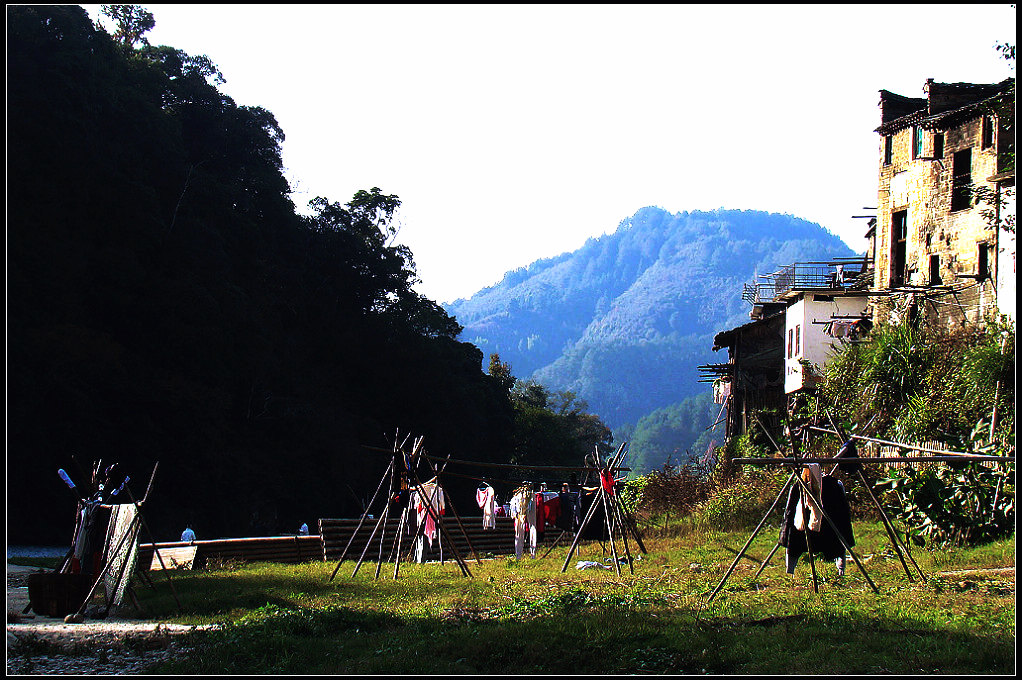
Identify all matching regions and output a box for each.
[732,455,1013,465]
[806,426,980,457]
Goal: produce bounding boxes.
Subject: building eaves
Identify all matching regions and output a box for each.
[712,311,785,352]
[874,78,1014,135]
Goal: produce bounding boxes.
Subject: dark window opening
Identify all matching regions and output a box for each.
[913,127,924,159]
[891,210,908,287]
[978,243,990,280]
[982,116,994,149]
[795,324,801,356]
[951,148,972,212]
[934,132,944,159]
[884,135,893,165]
[929,254,941,285]
[787,329,793,359]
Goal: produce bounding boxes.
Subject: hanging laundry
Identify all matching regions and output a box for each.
[779,475,855,573]
[793,464,823,533]
[826,320,856,339]
[539,491,561,531]
[713,378,731,404]
[509,486,536,558]
[102,503,139,606]
[475,484,497,529]
[600,469,616,495]
[412,480,445,548]
[555,491,581,531]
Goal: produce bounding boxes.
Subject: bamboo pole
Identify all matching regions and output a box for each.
[123,475,181,612]
[753,543,781,580]
[560,487,605,572]
[599,484,622,576]
[733,455,1011,465]
[854,469,925,581]
[707,469,797,602]
[330,458,394,581]
[351,505,390,578]
[373,496,393,580]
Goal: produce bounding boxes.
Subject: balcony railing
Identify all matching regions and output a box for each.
[742,259,867,305]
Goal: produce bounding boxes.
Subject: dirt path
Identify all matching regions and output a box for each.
[6,563,208,675]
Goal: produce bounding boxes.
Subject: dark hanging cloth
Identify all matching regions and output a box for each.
[578,490,608,540]
[779,476,854,563]
[556,491,581,531]
[834,440,862,475]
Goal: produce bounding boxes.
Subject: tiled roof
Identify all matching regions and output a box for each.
[875,78,1014,134]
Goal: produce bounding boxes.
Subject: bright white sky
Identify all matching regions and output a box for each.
[85,4,1015,304]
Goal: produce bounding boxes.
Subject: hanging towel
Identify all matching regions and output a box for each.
[794,464,823,532]
[476,485,497,529]
[414,481,445,548]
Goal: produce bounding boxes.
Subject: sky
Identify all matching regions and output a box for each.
[84,4,1015,304]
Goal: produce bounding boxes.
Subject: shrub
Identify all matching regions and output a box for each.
[876,423,1015,547]
[622,462,712,534]
[696,467,788,531]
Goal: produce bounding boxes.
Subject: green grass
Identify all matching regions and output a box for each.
[80,524,1018,674]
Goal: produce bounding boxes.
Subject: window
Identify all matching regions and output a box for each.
[982,116,994,149]
[913,127,924,159]
[795,324,801,356]
[951,148,973,212]
[933,132,944,159]
[978,243,990,280]
[884,135,893,165]
[929,254,941,285]
[787,329,793,359]
[891,210,908,287]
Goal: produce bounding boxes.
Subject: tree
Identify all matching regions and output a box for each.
[100,4,154,49]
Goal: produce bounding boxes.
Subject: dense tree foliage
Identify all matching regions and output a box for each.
[487,354,613,471]
[7,6,515,543]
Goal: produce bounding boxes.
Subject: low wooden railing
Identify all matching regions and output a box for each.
[138,535,323,570]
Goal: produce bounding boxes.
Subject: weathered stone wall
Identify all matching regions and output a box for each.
[873,112,1003,328]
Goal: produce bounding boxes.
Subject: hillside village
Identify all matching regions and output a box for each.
[703,77,1015,442]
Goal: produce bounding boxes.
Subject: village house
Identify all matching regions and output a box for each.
[704,77,1015,442]
[702,257,871,440]
[872,78,1015,327]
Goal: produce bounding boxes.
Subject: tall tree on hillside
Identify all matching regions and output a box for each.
[100,4,154,49]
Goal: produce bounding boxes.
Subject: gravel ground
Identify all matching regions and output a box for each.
[6,563,210,675]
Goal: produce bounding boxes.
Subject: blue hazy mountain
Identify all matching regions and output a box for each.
[446,206,858,467]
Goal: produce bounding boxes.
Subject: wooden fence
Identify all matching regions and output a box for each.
[138,517,582,570]
[860,440,997,470]
[138,535,323,570]
[318,517,570,562]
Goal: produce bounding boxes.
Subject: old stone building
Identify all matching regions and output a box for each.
[872,78,1015,328]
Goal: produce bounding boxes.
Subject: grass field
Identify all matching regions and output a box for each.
[71,521,1014,675]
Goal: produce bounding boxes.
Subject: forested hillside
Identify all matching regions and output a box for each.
[7,6,528,544]
[447,207,858,470]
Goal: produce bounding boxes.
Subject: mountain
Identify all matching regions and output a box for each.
[446,207,857,470]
